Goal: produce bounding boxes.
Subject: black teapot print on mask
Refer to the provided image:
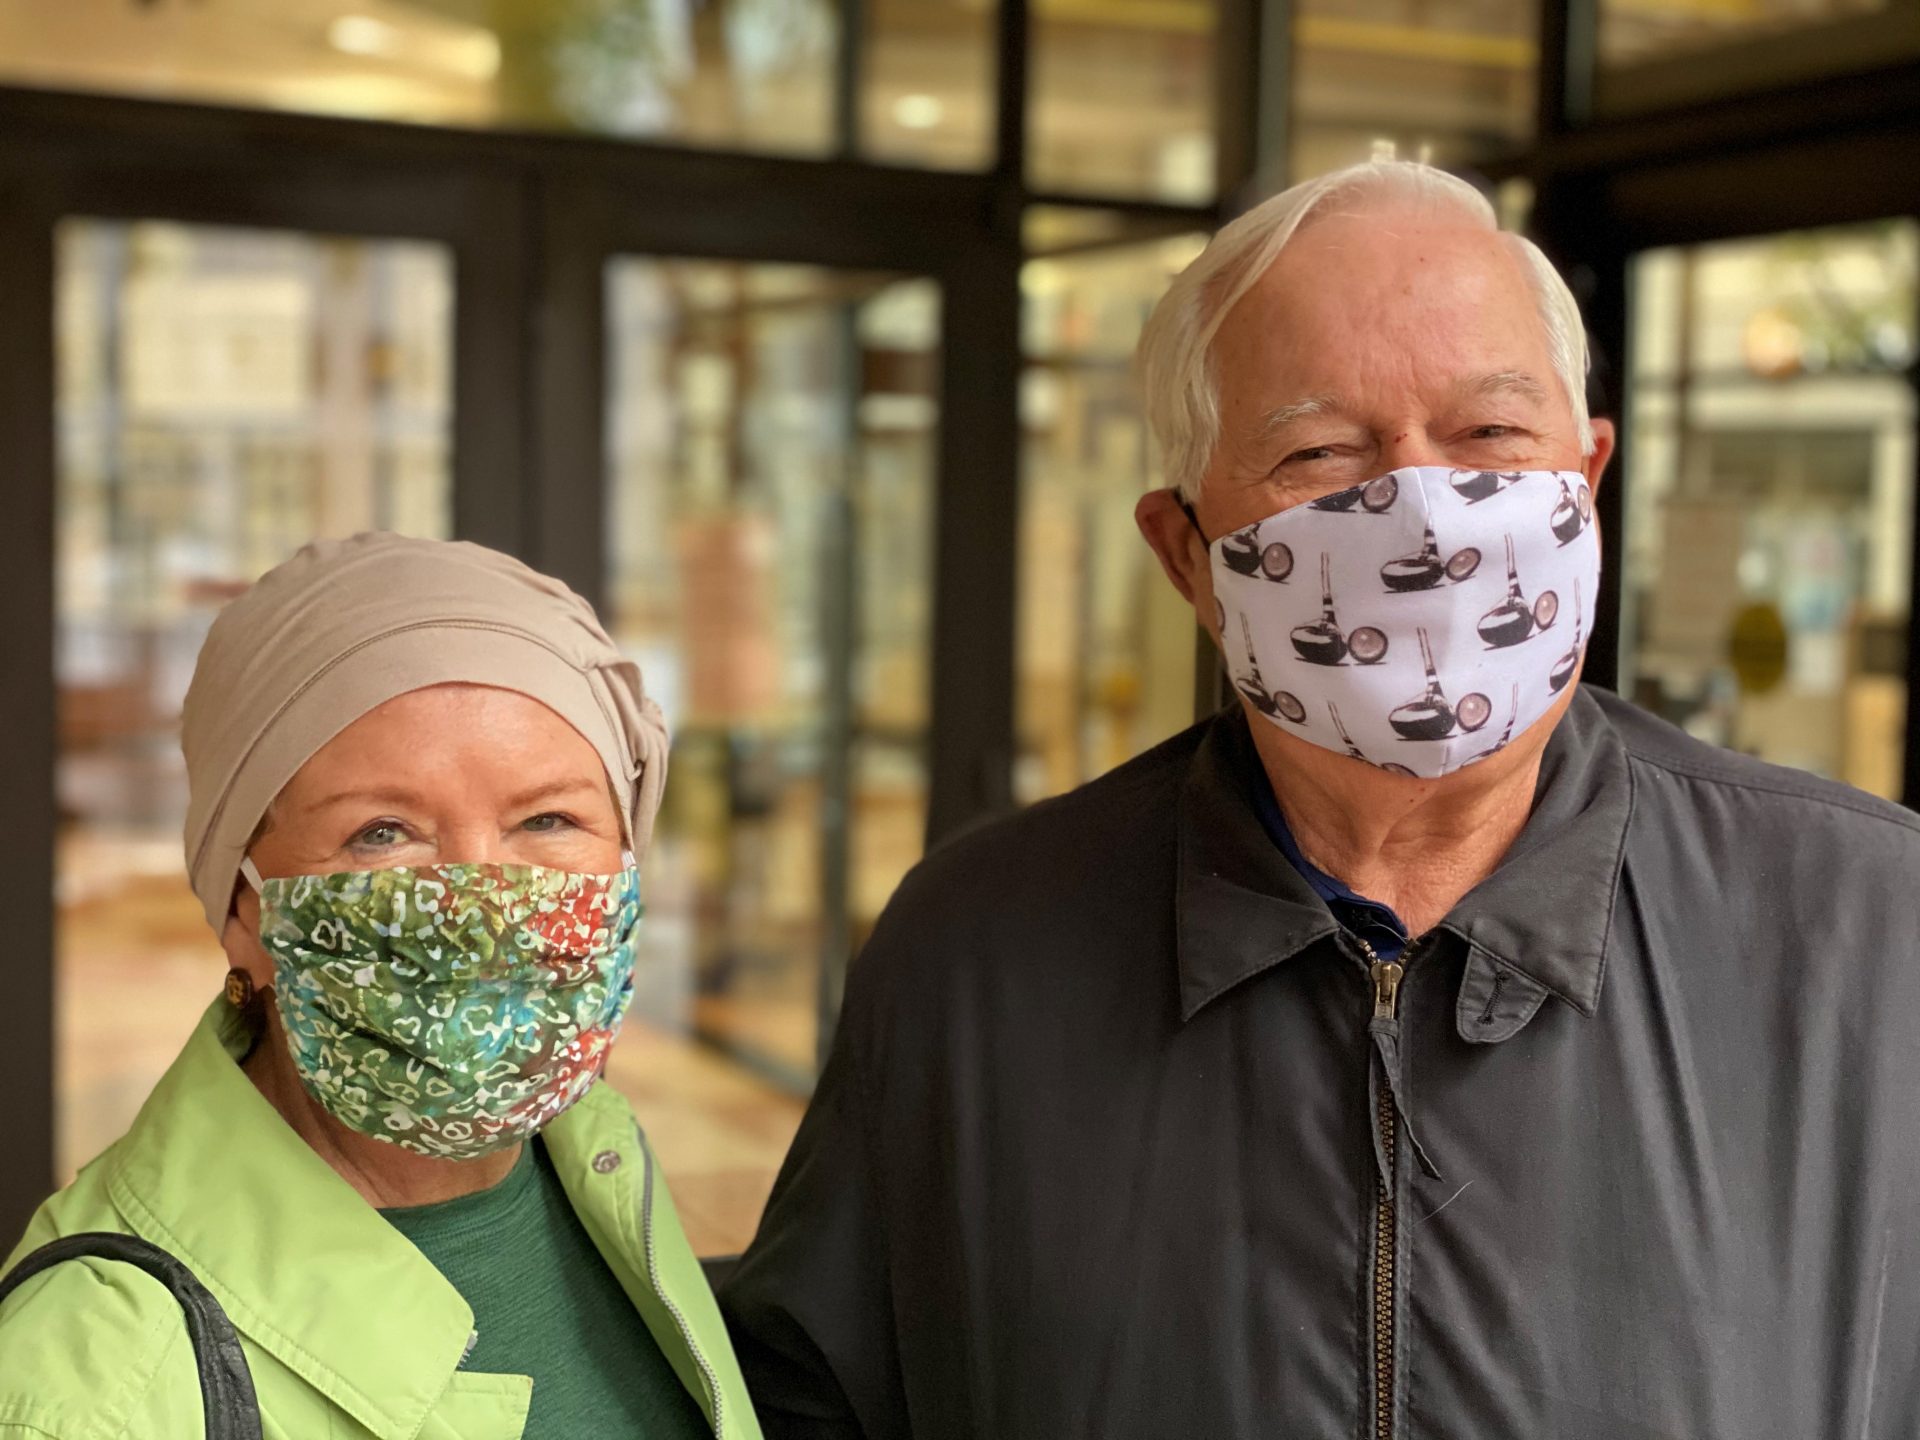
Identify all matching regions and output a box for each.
[1388,628,1492,742]
[1307,473,1399,514]
[1462,683,1522,767]
[1291,554,1389,666]
[1450,469,1528,504]
[1220,526,1294,582]
[1234,613,1308,725]
[1477,535,1558,650]
[1329,702,1416,777]
[1549,585,1584,694]
[1381,524,1482,592]
[1551,475,1594,545]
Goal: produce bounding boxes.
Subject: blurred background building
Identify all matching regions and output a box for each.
[1,0,1916,1250]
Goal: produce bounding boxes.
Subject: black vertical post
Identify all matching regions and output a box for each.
[834,0,866,161]
[526,178,612,612]
[0,183,58,1244]
[451,176,532,562]
[1902,309,1920,811]
[926,246,1022,841]
[1580,241,1630,695]
[1537,0,1598,138]
[816,306,861,1064]
[994,0,1029,187]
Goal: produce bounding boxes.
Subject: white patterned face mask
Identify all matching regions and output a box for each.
[1206,465,1599,779]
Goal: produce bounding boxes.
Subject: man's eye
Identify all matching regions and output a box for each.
[1282,447,1336,465]
[1470,425,1518,440]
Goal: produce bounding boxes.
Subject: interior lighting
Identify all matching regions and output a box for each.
[892,94,945,130]
[328,14,402,58]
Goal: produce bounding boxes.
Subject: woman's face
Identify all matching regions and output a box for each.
[226,683,624,977]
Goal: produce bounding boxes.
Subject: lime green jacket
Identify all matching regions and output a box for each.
[0,1000,762,1440]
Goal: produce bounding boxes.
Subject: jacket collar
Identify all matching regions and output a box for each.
[103,1000,480,1440]
[1176,689,1634,1024]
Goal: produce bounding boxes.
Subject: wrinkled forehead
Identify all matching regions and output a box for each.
[1218,213,1553,407]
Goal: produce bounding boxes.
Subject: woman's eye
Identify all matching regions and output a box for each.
[352,821,408,849]
[521,812,576,834]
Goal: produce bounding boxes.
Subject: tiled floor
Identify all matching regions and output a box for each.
[56,860,807,1258]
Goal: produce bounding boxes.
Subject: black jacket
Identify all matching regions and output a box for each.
[720,689,1920,1439]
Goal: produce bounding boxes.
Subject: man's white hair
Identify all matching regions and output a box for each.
[1138,160,1594,500]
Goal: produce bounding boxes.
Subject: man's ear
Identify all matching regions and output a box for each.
[1136,488,1208,609]
[1584,417,1616,493]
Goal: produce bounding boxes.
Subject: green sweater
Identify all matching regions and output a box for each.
[383,1140,708,1439]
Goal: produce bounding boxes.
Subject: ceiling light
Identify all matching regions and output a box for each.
[329,15,403,58]
[892,94,945,131]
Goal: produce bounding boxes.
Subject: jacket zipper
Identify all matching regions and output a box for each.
[1362,938,1404,1440]
[639,1135,727,1438]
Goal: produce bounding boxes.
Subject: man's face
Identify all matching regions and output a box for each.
[1139,203,1613,643]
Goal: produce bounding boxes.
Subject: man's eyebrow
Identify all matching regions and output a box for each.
[1248,395,1339,441]
[1463,370,1549,403]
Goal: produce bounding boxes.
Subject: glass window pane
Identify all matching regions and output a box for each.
[862,0,996,170]
[1029,0,1219,203]
[1621,223,1916,802]
[1290,0,1537,181]
[1018,233,1208,804]
[1600,0,1885,69]
[605,258,938,1251]
[0,0,837,155]
[55,219,453,1180]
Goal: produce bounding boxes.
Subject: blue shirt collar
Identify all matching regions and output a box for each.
[1249,778,1410,961]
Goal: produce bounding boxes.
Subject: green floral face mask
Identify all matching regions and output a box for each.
[249,860,642,1160]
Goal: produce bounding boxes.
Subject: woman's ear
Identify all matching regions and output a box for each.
[221,882,273,996]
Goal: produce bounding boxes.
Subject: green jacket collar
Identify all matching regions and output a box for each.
[104,1001,489,1438]
[100,1000,752,1440]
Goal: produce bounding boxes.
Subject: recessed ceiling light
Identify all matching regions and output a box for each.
[892,94,945,131]
[329,15,402,58]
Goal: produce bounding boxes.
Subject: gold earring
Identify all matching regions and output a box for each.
[224,968,255,1009]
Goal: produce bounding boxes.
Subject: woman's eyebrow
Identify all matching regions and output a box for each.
[503,778,606,810]
[303,785,429,813]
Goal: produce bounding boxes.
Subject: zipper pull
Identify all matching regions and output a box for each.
[1371,959,1404,1022]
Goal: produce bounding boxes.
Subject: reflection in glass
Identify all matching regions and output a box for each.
[1017,235,1208,803]
[862,0,995,170]
[54,220,453,1178]
[1288,0,1535,181]
[1621,223,1916,801]
[1600,0,1885,68]
[604,259,939,1112]
[1028,0,1219,203]
[0,0,837,155]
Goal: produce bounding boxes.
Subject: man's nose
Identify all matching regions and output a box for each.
[1374,429,1445,473]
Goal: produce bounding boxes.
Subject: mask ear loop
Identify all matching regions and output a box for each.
[239,856,264,892]
[1178,496,1210,546]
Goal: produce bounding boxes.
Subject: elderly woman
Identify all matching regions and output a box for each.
[0,535,760,1439]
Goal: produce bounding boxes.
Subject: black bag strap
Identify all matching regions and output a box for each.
[0,1231,263,1440]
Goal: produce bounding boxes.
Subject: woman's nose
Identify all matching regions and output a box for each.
[436,824,505,865]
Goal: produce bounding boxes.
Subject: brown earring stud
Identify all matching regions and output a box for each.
[224,968,255,1009]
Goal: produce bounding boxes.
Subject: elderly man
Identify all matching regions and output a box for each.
[719,161,1920,1439]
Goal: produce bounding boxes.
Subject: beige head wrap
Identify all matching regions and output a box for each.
[181,533,670,931]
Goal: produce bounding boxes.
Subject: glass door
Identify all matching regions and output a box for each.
[601,257,939,1245]
[1619,221,1916,800]
[54,218,455,1178]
